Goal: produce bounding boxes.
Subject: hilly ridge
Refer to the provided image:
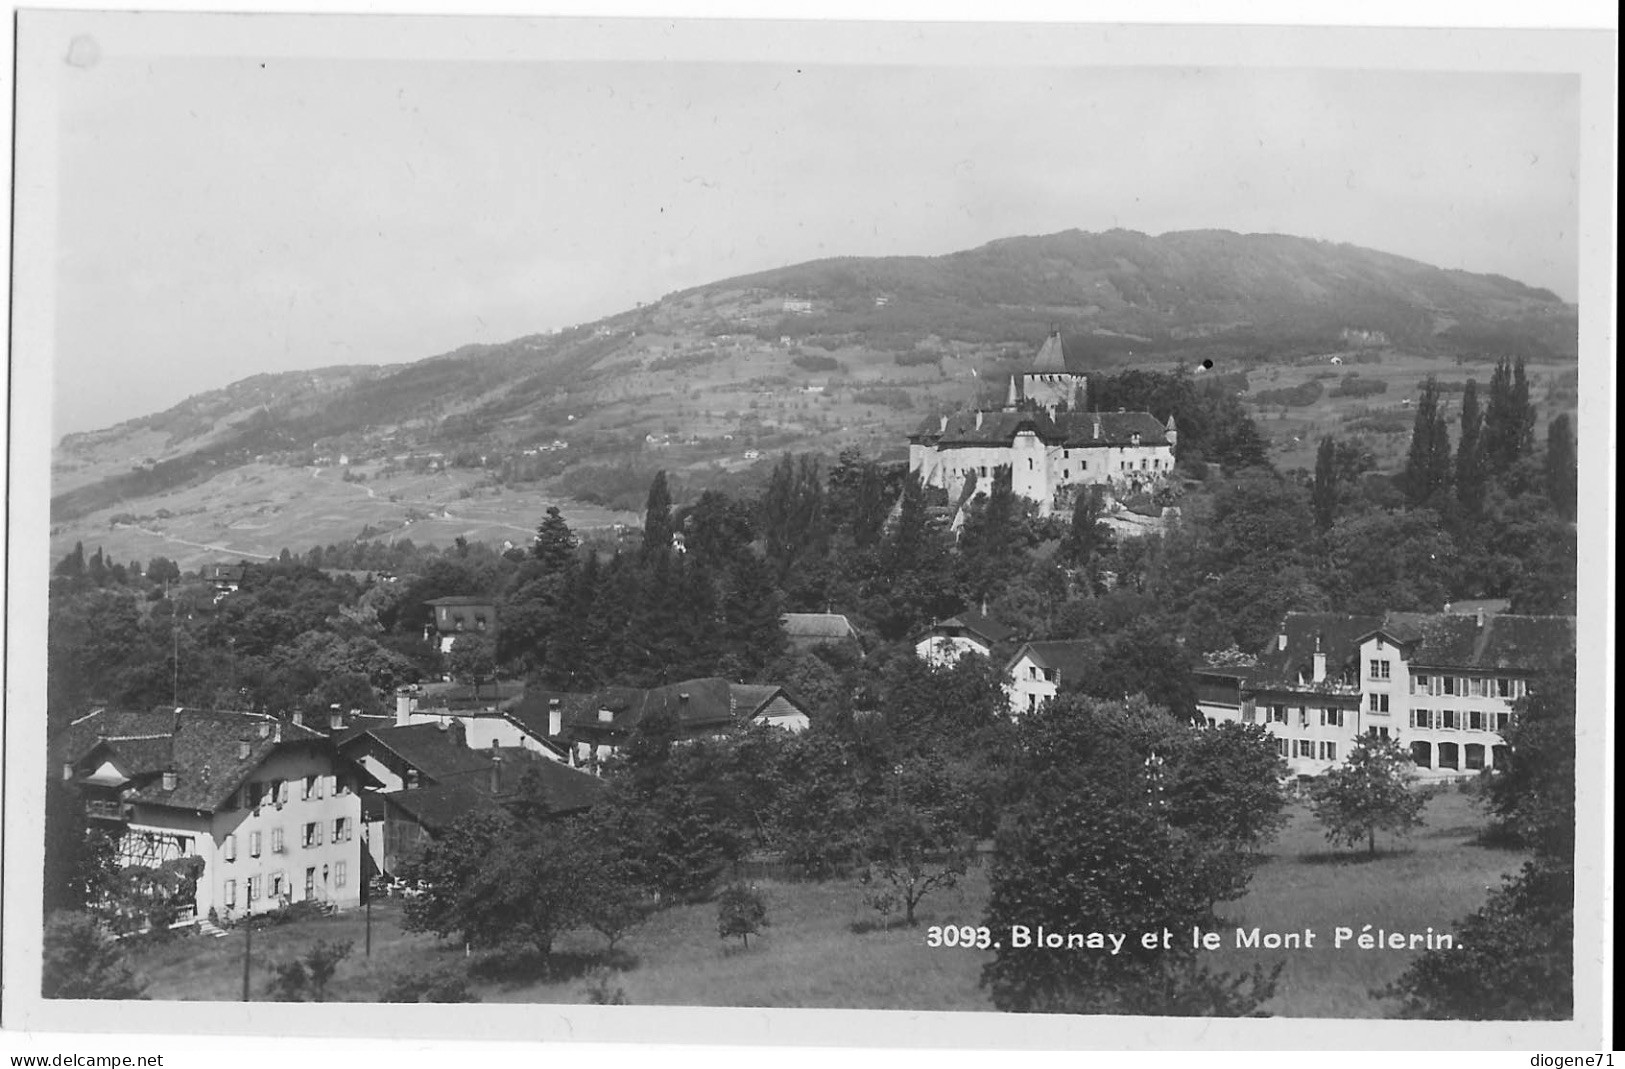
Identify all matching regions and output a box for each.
[49,228,1577,566]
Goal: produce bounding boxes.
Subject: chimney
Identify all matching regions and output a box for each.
[329,712,344,731]
[1475,609,1486,629]
[273,722,282,743]
[258,722,270,738]
[406,769,420,790]
[237,740,251,760]
[974,411,983,430]
[1312,632,1327,683]
[1277,631,1288,652]
[939,415,948,433]
[489,751,503,794]
[1092,415,1102,440]
[548,698,562,738]
[162,771,177,792]
[395,690,412,727]
[62,762,73,781]
[292,711,303,728]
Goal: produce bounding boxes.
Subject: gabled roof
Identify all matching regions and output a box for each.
[506,755,606,814]
[926,609,1014,645]
[1007,640,1096,681]
[343,723,495,785]
[52,707,338,812]
[933,409,1062,447]
[782,613,859,640]
[1060,410,1171,448]
[566,677,739,735]
[507,690,597,740]
[384,783,491,834]
[1200,610,1575,690]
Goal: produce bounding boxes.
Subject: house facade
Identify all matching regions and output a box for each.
[915,609,1014,667]
[425,595,498,653]
[1004,640,1096,716]
[559,677,811,768]
[907,331,1177,517]
[54,707,374,924]
[1194,609,1574,780]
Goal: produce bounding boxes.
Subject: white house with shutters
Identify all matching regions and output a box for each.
[53,707,377,926]
[1193,608,1573,780]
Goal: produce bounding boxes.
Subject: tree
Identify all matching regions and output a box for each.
[859,760,974,927]
[1061,485,1112,573]
[716,884,769,949]
[145,556,181,585]
[402,813,597,960]
[1455,379,1486,516]
[1310,436,1340,533]
[1544,415,1577,522]
[1402,377,1452,509]
[1386,659,1575,1019]
[1307,734,1426,856]
[42,911,146,999]
[532,506,578,575]
[981,697,1281,1014]
[446,635,497,700]
[266,939,353,1002]
[642,470,674,559]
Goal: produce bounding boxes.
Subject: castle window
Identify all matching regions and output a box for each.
[1081,461,1087,470]
[1027,459,1034,470]
[980,466,987,477]
[1064,450,1070,459]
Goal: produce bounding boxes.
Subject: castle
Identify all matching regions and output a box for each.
[906,331,1177,516]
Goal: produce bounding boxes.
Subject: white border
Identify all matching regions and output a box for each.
[4,6,1616,1055]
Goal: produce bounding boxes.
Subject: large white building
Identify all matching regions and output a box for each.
[55,707,377,926]
[1194,608,1574,780]
[907,331,1177,516]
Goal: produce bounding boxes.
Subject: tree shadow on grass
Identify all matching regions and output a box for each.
[1298,847,1414,866]
[467,947,609,988]
[848,916,913,935]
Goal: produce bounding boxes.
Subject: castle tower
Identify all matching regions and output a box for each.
[1019,329,1086,415]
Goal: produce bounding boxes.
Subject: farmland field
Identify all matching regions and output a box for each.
[125,790,1525,1017]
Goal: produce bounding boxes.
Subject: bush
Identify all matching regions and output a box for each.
[791,354,840,373]
[380,964,481,1003]
[1330,374,1389,398]
[583,969,630,1005]
[265,939,352,1002]
[42,912,146,999]
[1252,380,1324,407]
[716,884,769,949]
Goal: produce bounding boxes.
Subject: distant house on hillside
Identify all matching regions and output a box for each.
[424,595,497,653]
[782,612,861,653]
[915,609,1015,667]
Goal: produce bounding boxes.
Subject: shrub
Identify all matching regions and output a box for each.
[1330,374,1389,398]
[583,969,630,1005]
[380,964,481,1003]
[716,884,769,949]
[42,912,145,999]
[791,354,840,373]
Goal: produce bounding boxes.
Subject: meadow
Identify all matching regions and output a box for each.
[127,789,1525,1017]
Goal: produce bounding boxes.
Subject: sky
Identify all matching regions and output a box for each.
[45,33,1581,438]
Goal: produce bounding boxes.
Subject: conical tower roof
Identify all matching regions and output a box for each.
[1032,330,1067,373]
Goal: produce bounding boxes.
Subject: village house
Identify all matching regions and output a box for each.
[782,612,861,653]
[424,594,497,653]
[1193,608,1575,780]
[559,677,811,768]
[1004,640,1096,716]
[915,608,1014,667]
[53,707,378,926]
[907,330,1176,516]
[387,683,564,760]
[337,721,602,876]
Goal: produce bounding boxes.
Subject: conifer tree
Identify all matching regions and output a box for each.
[642,471,673,560]
[1455,379,1486,516]
[533,506,577,575]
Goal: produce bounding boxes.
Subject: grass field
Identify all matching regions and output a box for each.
[126,789,1525,1016]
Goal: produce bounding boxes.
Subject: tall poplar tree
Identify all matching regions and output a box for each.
[1310,436,1340,533]
[1402,377,1452,509]
[1455,379,1486,517]
[642,471,674,560]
